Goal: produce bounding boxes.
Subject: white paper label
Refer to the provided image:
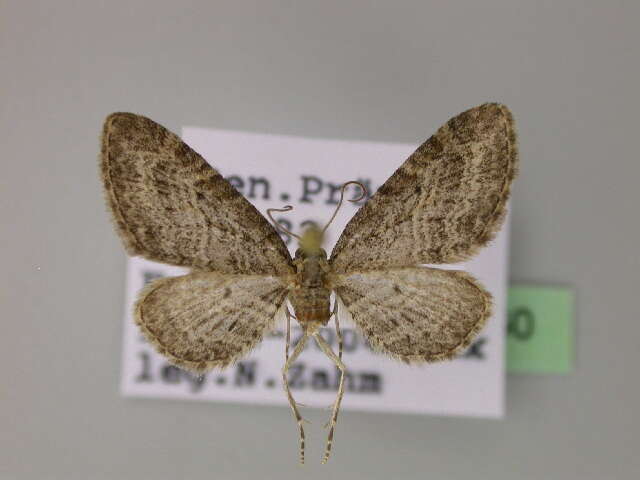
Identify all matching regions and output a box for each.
[120,127,508,418]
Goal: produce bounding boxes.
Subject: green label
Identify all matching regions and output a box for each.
[506,285,574,374]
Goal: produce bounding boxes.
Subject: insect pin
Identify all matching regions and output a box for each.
[100,103,518,463]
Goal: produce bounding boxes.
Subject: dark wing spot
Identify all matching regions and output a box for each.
[223,288,232,299]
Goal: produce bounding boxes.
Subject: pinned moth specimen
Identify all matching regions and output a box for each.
[99,103,517,463]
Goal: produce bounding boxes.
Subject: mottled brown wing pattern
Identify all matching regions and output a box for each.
[100,113,293,275]
[332,267,492,363]
[330,103,518,273]
[135,272,288,373]
[98,104,517,464]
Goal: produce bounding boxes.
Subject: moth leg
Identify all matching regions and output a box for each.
[313,333,346,464]
[332,299,343,360]
[282,332,309,465]
[284,305,297,361]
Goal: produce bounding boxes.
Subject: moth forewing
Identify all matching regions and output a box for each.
[100,112,294,275]
[330,103,518,273]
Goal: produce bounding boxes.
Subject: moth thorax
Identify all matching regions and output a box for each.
[299,225,324,254]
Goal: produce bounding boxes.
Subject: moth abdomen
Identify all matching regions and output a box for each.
[289,287,332,326]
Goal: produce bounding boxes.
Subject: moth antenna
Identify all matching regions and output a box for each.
[321,181,368,233]
[266,205,302,240]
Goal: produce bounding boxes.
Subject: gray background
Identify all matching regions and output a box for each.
[1,1,638,479]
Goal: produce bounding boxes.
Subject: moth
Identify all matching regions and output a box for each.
[100,103,517,463]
